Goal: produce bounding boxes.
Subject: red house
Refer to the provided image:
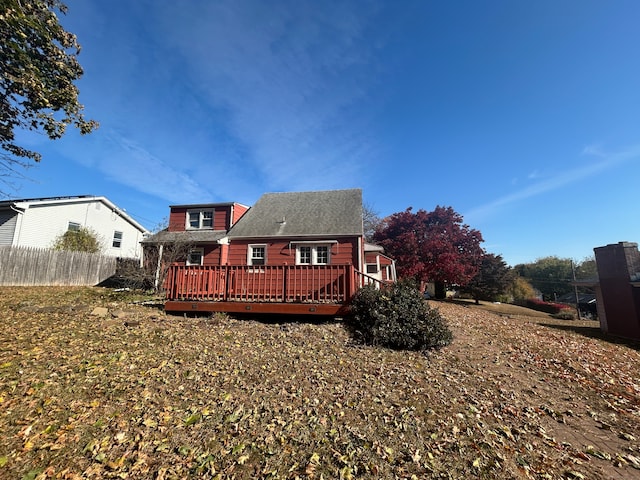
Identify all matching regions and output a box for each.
[143,189,396,315]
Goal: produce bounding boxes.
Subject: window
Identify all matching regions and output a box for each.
[202,210,213,228]
[248,244,266,266]
[68,222,81,232]
[316,246,329,264]
[366,264,378,274]
[187,248,204,266]
[188,211,199,229]
[295,244,331,265]
[112,231,123,248]
[187,209,214,229]
[298,246,311,265]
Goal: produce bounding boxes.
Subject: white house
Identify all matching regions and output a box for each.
[0,196,149,258]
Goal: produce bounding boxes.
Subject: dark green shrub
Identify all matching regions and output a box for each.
[347,280,453,351]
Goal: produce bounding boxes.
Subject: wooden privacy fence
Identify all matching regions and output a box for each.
[0,246,118,286]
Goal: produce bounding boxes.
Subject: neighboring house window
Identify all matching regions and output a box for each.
[366,264,378,274]
[295,244,331,265]
[187,248,204,266]
[112,231,123,248]
[248,244,266,266]
[187,209,214,229]
[68,222,81,232]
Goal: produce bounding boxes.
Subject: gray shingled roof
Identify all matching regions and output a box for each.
[141,229,227,244]
[228,189,363,238]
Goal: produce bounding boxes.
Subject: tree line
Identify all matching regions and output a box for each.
[366,204,596,304]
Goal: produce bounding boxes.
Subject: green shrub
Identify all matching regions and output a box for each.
[347,280,453,351]
[52,227,102,253]
[551,308,576,320]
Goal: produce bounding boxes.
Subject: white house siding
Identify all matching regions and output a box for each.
[0,210,17,245]
[12,199,146,258]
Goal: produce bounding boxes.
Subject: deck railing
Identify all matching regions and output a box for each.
[165,264,386,304]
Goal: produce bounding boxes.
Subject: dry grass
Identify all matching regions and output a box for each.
[0,287,639,479]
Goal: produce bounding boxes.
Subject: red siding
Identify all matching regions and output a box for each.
[213,208,230,230]
[202,245,222,266]
[169,207,188,232]
[232,204,249,225]
[168,205,233,232]
[227,238,358,266]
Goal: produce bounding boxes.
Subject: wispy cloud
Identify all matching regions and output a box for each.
[51,1,386,206]
[63,130,212,204]
[464,144,640,222]
[153,0,382,192]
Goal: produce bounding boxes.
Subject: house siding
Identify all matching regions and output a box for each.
[216,209,231,230]
[168,208,187,231]
[0,210,17,245]
[11,200,146,258]
[227,238,357,266]
[169,206,235,232]
[232,204,249,226]
[202,244,223,266]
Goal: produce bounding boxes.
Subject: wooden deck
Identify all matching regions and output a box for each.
[164,264,381,315]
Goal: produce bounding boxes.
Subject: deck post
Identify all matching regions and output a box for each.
[224,268,232,301]
[283,266,288,303]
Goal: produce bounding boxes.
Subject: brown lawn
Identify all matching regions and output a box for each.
[0,287,639,479]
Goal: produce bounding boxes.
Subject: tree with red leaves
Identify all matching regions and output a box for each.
[373,206,484,298]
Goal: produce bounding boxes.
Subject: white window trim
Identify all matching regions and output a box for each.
[186,209,214,230]
[366,263,379,274]
[295,243,331,265]
[68,221,81,232]
[186,247,204,266]
[248,244,267,266]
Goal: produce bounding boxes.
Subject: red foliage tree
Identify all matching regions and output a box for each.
[373,206,484,298]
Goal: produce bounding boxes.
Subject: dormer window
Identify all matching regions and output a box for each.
[187,209,214,229]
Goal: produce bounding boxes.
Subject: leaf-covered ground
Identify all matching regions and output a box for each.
[0,287,639,479]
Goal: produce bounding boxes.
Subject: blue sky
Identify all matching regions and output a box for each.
[8,0,640,266]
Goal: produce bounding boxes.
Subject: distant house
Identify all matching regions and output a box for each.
[0,196,149,258]
[556,291,597,318]
[574,241,640,340]
[143,189,396,315]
